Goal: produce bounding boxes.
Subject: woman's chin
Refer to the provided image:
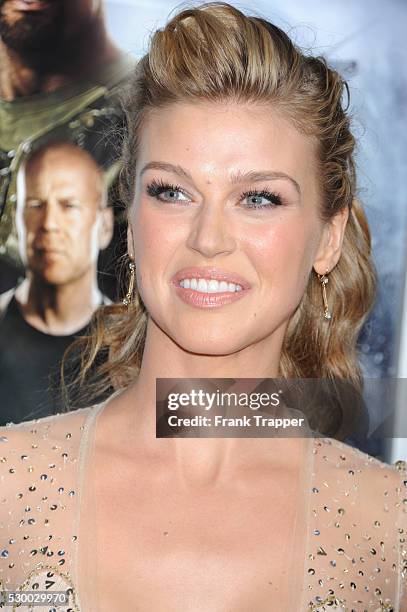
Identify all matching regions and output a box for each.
[149,315,257,357]
[170,331,249,357]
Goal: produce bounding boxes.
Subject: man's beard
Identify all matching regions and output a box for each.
[0,2,68,69]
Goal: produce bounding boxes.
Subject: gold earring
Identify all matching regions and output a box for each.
[317,270,332,320]
[123,260,136,307]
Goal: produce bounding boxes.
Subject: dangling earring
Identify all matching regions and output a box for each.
[123,259,136,307]
[317,270,332,320]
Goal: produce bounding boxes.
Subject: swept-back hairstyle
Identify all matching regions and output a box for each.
[63,2,376,434]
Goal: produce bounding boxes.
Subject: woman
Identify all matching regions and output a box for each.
[1,3,406,611]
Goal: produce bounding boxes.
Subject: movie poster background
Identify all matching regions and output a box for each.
[0,0,406,461]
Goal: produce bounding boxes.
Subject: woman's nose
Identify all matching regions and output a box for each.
[185,202,236,259]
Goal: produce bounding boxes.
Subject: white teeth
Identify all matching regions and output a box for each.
[197,278,207,292]
[179,277,244,293]
[208,280,218,293]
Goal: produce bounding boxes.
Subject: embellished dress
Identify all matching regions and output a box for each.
[0,400,406,611]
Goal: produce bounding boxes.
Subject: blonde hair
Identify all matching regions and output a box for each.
[63,2,376,423]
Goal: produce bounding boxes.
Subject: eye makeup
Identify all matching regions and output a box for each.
[146,178,190,203]
[145,178,286,209]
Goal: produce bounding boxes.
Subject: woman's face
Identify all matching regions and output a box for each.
[129,101,342,356]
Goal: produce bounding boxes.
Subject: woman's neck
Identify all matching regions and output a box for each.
[110,317,291,484]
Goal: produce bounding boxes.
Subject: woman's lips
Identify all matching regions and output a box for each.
[171,267,251,309]
[173,284,249,308]
[172,267,251,290]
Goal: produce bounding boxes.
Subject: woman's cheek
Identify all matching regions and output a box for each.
[248,224,311,297]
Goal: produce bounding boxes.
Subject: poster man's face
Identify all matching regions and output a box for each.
[0,0,102,56]
[17,145,110,286]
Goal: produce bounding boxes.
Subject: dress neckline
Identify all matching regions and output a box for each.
[73,395,316,611]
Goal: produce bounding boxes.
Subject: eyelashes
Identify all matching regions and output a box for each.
[241,189,283,208]
[145,178,284,209]
[146,179,189,202]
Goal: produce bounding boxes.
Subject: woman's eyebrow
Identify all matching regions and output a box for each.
[230,169,301,195]
[140,161,192,180]
[140,162,301,195]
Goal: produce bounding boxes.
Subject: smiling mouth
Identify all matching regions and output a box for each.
[171,268,251,309]
[173,282,249,309]
[179,278,243,293]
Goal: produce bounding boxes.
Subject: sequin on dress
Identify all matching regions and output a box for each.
[0,400,406,611]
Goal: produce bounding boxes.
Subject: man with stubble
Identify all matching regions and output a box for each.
[0,141,113,424]
[0,0,122,97]
[0,0,133,295]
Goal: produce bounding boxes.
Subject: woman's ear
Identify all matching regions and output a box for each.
[313,206,349,275]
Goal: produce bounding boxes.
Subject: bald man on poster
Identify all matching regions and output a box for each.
[0,142,113,424]
[0,0,134,295]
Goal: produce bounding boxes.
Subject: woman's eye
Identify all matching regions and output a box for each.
[146,181,191,203]
[242,191,283,209]
[246,195,270,207]
[159,189,190,203]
